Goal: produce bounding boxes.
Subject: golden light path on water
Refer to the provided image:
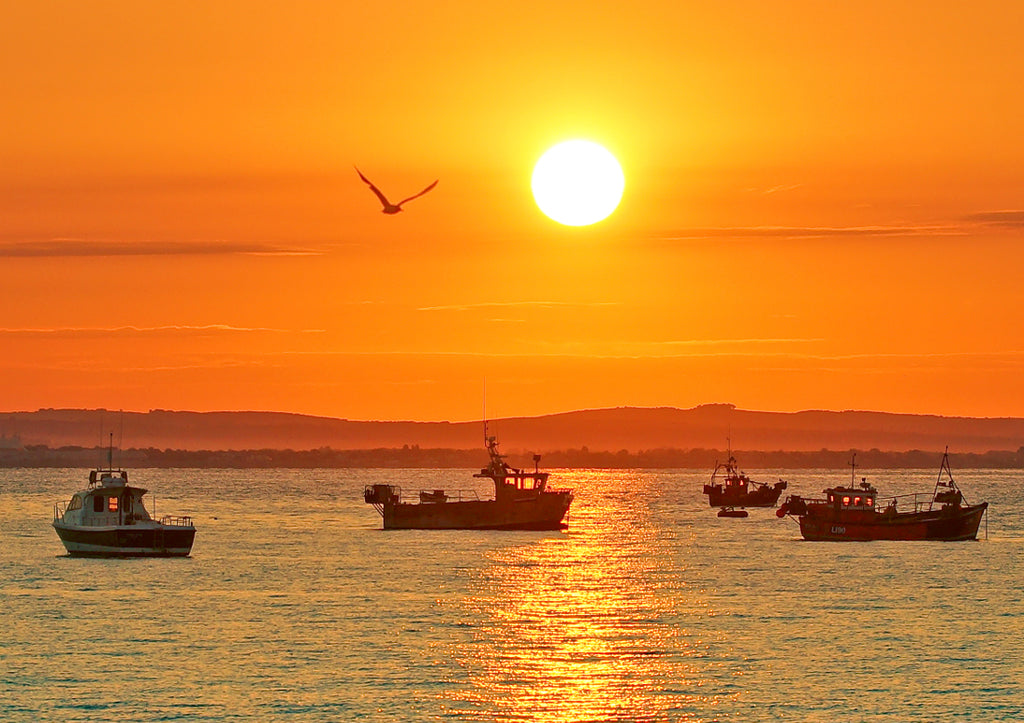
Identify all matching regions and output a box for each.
[447,471,723,721]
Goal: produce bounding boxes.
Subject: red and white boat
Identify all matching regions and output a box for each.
[776,450,987,541]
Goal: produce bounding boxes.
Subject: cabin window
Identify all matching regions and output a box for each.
[828,494,834,503]
[854,496,862,505]
[108,497,118,512]
[843,496,851,505]
[866,498,874,506]
[67,496,82,511]
[93,496,104,513]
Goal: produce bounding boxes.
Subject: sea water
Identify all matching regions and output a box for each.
[1,467,1021,721]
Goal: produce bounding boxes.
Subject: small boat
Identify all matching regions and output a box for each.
[703,448,787,509]
[364,425,574,530]
[776,450,987,541]
[52,439,196,557]
[717,508,749,518]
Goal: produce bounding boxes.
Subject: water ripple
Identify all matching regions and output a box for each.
[1,467,1021,721]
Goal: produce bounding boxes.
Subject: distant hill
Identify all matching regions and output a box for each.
[3,404,1024,454]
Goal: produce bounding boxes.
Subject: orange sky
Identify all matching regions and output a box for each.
[3,1,1024,421]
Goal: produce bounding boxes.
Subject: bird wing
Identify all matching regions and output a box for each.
[355,166,392,207]
[396,179,439,207]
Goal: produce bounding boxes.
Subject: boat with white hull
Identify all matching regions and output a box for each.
[52,446,195,557]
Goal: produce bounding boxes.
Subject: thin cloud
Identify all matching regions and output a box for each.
[662,225,960,241]
[0,239,321,258]
[761,184,802,195]
[963,210,1024,228]
[417,301,620,312]
[249,347,1024,364]
[658,338,823,347]
[0,325,326,338]
[664,211,1024,242]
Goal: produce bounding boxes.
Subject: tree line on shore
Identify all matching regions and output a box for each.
[4,444,1024,469]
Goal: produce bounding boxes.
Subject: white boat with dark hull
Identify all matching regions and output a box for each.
[52,456,196,557]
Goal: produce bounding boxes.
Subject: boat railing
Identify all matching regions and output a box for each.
[415,489,481,503]
[53,511,131,526]
[53,502,65,522]
[159,515,193,527]
[876,492,937,513]
[805,490,938,513]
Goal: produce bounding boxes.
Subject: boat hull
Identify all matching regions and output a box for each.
[53,521,196,557]
[381,494,572,530]
[796,502,987,541]
[704,483,786,508]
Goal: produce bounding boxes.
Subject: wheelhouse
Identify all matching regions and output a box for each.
[825,485,876,510]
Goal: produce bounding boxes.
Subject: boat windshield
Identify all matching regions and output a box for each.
[828,491,875,507]
[513,475,543,490]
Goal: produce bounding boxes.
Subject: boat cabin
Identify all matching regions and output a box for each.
[823,480,877,510]
[491,466,549,492]
[475,438,549,495]
[708,455,753,492]
[723,474,749,492]
[57,469,154,528]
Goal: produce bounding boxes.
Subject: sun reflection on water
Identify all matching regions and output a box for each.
[447,471,724,721]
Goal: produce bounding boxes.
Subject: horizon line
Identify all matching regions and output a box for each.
[2,403,1023,424]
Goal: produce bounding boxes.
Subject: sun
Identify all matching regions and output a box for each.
[531,140,625,226]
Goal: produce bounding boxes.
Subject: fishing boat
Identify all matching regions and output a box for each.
[776,450,987,541]
[703,450,787,509]
[364,425,573,530]
[52,438,196,556]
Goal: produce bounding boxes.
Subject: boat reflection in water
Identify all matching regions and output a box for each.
[445,471,722,721]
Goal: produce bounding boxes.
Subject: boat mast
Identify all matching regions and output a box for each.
[937,446,953,486]
[482,377,488,447]
[935,445,968,505]
[118,409,124,469]
[849,452,856,486]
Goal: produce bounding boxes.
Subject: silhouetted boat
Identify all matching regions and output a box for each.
[364,425,573,530]
[52,437,196,557]
[776,450,987,541]
[703,450,787,509]
[717,508,749,518]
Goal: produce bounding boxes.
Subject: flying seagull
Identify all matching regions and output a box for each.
[355,166,438,214]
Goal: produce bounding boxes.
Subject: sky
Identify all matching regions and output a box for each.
[3,1,1024,421]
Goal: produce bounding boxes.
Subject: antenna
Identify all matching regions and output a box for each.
[849,452,856,486]
[98,410,105,469]
[118,409,124,469]
[482,377,488,445]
